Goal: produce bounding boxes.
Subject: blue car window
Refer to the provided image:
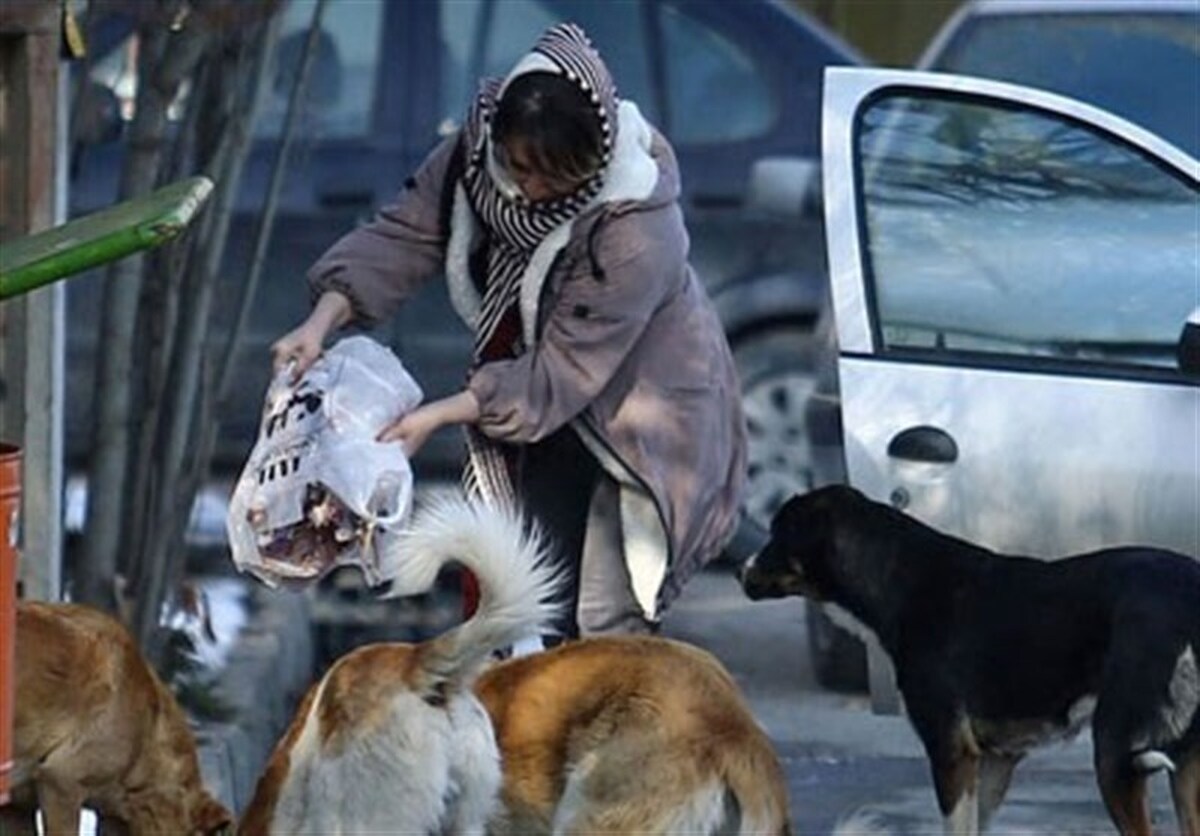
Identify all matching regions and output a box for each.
[856,92,1199,374]
[440,0,655,125]
[256,0,385,140]
[931,13,1200,158]
[659,2,774,145]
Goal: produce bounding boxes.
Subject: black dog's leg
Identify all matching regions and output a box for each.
[1094,685,1153,836]
[1093,622,1195,836]
[904,684,981,836]
[1170,748,1200,836]
[977,752,1021,833]
[1093,699,1153,836]
[1094,745,1152,836]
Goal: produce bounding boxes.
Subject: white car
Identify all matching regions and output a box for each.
[817,64,1198,708]
[795,0,1200,698]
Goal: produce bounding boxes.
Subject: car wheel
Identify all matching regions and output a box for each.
[734,326,817,531]
[806,602,868,693]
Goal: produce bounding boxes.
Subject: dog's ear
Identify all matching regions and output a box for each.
[774,488,838,542]
[743,491,826,600]
[777,488,843,583]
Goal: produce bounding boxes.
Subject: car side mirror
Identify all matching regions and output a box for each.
[747,156,820,218]
[1178,311,1200,378]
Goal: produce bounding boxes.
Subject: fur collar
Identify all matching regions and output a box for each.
[446,101,658,346]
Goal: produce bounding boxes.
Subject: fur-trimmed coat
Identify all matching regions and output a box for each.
[307,114,746,617]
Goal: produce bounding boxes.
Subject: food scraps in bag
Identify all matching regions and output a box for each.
[246,483,372,582]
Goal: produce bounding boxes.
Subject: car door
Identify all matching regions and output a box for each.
[822,66,1199,560]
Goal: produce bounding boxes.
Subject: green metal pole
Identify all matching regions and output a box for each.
[0,176,213,299]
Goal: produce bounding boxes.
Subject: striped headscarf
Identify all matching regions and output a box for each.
[460,23,619,507]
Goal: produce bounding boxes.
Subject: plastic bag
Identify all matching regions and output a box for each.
[226,336,423,588]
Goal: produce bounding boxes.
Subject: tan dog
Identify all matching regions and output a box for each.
[477,635,792,834]
[238,495,559,835]
[0,601,232,836]
[240,494,790,835]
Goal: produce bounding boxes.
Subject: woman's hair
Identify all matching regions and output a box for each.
[493,71,605,183]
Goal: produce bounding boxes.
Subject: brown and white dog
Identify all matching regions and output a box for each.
[238,495,560,835]
[1,601,233,836]
[476,634,792,834]
[240,493,793,835]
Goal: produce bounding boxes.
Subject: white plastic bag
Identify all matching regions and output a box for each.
[226,336,423,588]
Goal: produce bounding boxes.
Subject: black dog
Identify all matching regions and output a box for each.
[741,485,1200,836]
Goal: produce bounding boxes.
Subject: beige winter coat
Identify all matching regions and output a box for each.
[307,119,746,615]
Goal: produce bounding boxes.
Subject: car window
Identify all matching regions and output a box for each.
[658,2,774,144]
[255,0,384,140]
[928,13,1200,157]
[439,0,655,126]
[856,91,1199,374]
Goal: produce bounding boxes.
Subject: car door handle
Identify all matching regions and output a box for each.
[887,425,958,464]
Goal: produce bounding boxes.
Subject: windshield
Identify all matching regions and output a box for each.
[929,12,1200,157]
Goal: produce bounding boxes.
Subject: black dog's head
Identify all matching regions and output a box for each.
[739,485,862,602]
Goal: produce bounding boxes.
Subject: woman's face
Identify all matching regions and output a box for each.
[496,137,592,203]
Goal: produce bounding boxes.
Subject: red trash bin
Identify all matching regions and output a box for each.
[0,442,20,806]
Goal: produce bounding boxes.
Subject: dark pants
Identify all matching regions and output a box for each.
[517,426,599,640]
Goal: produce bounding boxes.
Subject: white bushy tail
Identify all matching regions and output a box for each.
[385,493,561,689]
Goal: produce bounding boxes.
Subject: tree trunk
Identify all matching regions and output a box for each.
[133,15,282,656]
[76,21,208,609]
[75,0,280,640]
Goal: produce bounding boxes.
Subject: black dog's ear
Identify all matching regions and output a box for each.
[780,487,846,577]
[773,491,815,534]
[776,486,841,536]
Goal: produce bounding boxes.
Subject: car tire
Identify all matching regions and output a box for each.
[733,325,818,531]
[806,602,868,693]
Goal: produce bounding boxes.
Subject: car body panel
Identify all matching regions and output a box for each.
[821,66,1199,710]
[836,359,1198,557]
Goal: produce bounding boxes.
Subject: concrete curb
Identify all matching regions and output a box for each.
[194,584,315,815]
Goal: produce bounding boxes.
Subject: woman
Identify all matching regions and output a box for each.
[272,23,746,638]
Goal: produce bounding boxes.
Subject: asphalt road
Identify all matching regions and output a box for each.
[658,564,1180,836]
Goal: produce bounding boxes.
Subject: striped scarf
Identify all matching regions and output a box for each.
[459,23,619,508]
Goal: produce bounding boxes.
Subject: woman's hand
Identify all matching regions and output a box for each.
[379,390,480,457]
[270,290,353,380]
[270,321,325,380]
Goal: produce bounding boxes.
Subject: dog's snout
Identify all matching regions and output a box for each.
[737,552,757,585]
[739,553,774,600]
